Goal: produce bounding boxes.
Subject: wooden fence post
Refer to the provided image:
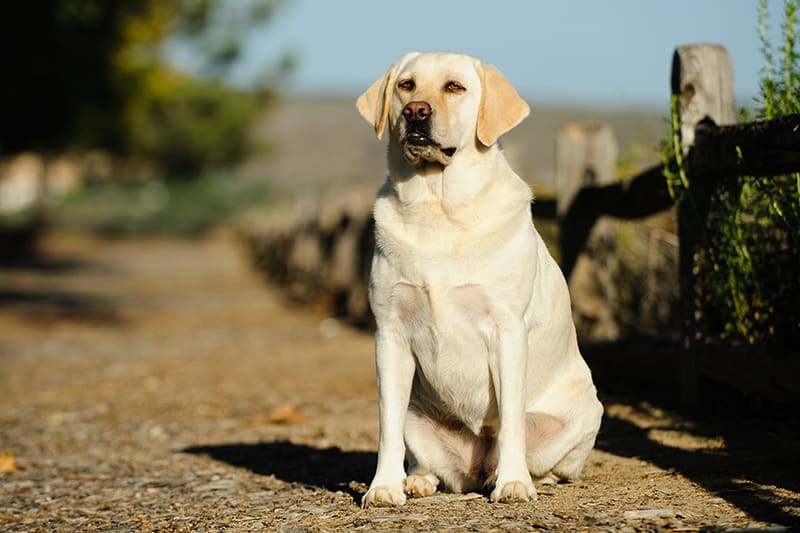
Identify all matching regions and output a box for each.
[671,44,736,406]
[555,123,618,218]
[555,122,619,339]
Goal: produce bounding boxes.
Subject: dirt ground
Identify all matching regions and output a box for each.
[1,232,798,532]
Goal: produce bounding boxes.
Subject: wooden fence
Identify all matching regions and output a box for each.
[240,186,377,327]
[241,43,800,407]
[544,44,800,406]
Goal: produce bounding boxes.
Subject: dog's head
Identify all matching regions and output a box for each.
[357,52,530,166]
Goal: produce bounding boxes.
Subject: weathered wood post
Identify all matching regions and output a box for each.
[555,122,619,339]
[555,122,618,218]
[671,44,736,405]
[324,187,374,320]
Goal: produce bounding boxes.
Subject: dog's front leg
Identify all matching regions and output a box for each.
[362,327,415,508]
[489,318,537,503]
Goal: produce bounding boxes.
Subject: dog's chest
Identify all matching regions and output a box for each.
[392,282,498,429]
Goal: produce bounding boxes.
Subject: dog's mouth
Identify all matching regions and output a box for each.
[402,131,456,165]
[406,131,433,146]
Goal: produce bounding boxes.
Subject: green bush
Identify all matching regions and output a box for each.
[0,1,282,176]
[128,79,267,176]
[667,0,800,347]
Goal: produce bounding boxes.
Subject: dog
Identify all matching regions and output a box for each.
[357,52,603,507]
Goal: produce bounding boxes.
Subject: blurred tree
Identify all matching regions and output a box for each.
[0,0,286,175]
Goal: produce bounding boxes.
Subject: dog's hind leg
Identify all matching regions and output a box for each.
[524,390,603,482]
[550,424,599,482]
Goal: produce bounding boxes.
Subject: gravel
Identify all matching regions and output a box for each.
[1,232,797,532]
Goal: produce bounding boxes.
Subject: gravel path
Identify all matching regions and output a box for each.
[1,233,797,532]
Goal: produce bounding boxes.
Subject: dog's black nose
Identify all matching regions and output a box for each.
[403,101,431,122]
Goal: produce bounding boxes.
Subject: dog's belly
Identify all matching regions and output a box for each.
[393,282,498,433]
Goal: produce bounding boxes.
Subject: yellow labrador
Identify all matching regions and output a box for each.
[357,52,603,507]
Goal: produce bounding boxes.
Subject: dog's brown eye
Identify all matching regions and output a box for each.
[398,79,415,92]
[445,81,466,93]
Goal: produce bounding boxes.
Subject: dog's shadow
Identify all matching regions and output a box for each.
[182,441,376,501]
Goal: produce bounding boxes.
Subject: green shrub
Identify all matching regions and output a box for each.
[666,0,800,347]
[0,1,282,176]
[127,78,267,176]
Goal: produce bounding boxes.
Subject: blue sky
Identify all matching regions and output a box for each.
[225,0,786,110]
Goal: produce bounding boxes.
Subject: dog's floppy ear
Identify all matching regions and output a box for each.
[357,70,394,140]
[477,65,530,147]
[357,53,419,141]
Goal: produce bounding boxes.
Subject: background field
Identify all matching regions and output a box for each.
[241,97,667,196]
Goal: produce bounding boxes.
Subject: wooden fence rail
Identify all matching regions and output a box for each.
[552,161,673,281]
[690,114,800,176]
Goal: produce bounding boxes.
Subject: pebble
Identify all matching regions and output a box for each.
[623,508,676,520]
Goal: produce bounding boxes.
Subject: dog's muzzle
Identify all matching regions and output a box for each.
[401,101,456,165]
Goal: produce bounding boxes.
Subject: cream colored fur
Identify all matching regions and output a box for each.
[357,52,603,508]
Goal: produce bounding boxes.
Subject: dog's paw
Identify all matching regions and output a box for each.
[404,475,436,498]
[537,472,559,486]
[490,480,538,503]
[361,486,407,508]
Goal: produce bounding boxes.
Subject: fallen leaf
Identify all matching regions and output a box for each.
[269,403,305,425]
[0,453,17,473]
